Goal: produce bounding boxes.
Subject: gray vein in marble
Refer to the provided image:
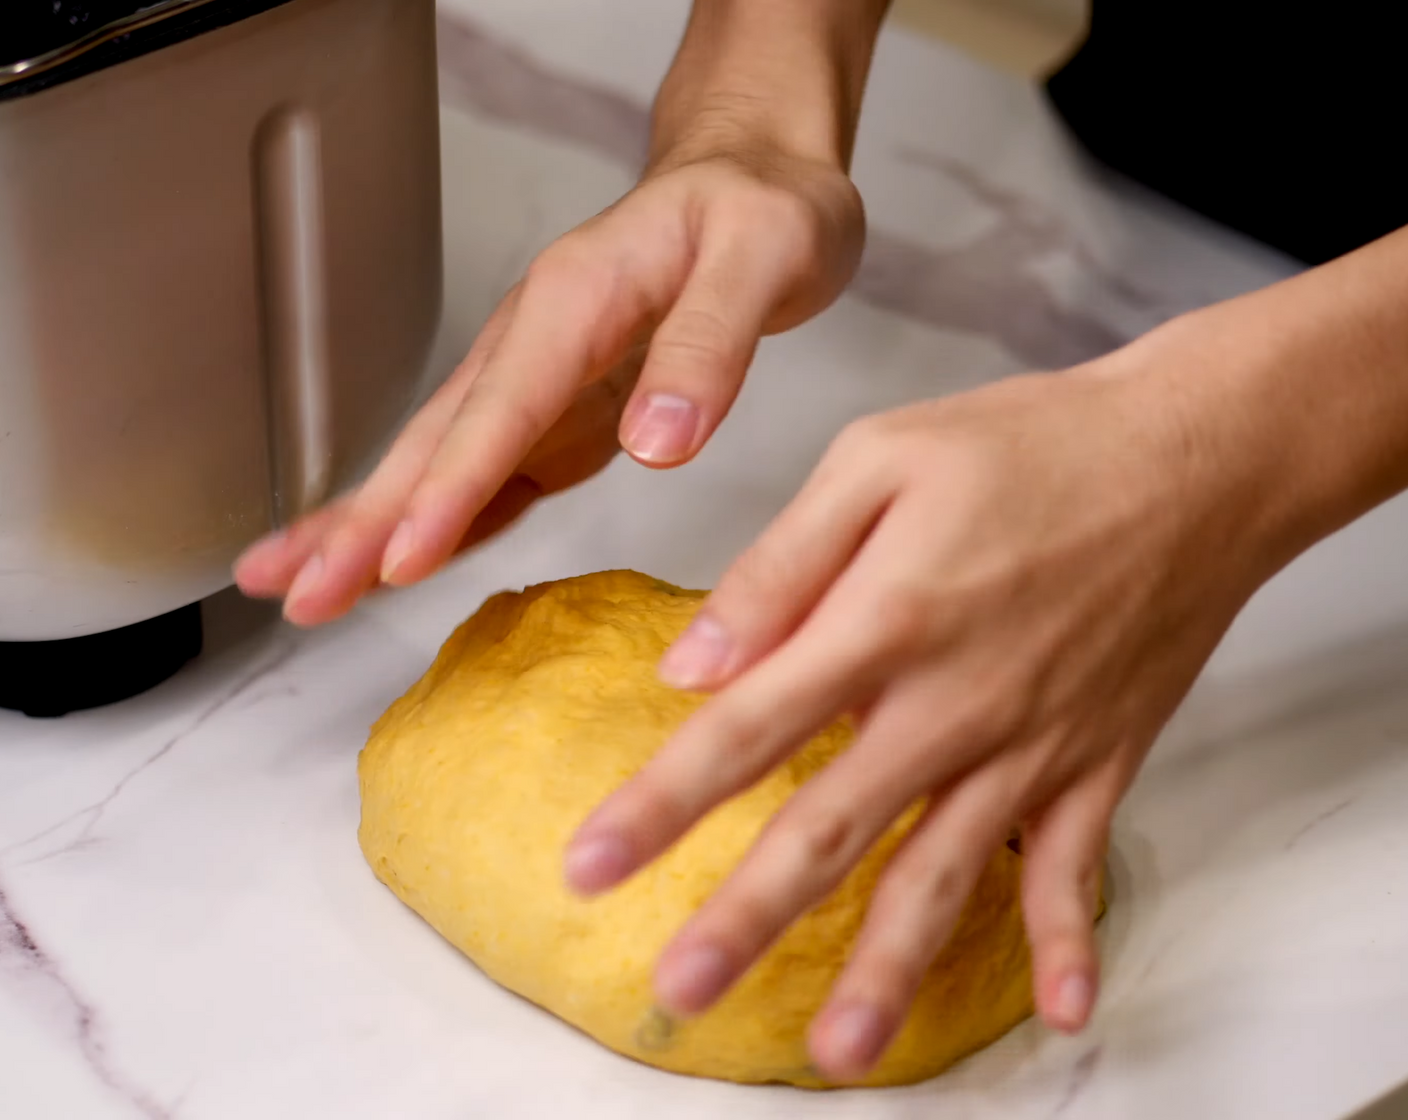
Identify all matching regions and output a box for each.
[1286,795,1358,851]
[231,681,301,712]
[436,15,650,169]
[1132,929,1184,989]
[434,11,1139,369]
[852,227,1123,368]
[895,146,1162,310]
[0,637,299,1110]
[0,882,174,1119]
[4,639,300,865]
[1128,887,1230,991]
[1049,1045,1101,1117]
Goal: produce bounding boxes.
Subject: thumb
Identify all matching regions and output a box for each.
[619,219,808,468]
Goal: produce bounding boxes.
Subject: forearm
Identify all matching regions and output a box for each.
[1135,226,1408,577]
[650,0,892,171]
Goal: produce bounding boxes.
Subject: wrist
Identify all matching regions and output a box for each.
[1106,239,1408,585]
[648,0,890,173]
[1131,307,1321,587]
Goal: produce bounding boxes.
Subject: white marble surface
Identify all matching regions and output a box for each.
[5,3,1408,1117]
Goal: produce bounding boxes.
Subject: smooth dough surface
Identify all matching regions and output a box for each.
[359,569,1069,1088]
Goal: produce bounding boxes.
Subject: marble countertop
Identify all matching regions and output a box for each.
[6,2,1408,1117]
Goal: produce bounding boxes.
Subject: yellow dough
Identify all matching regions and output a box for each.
[359,570,1093,1088]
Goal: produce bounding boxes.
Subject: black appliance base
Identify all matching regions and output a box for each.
[0,604,203,718]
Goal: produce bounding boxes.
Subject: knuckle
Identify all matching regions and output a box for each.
[344,479,404,527]
[738,185,820,250]
[322,507,384,561]
[651,306,739,371]
[912,859,968,912]
[893,431,948,476]
[709,701,767,748]
[524,239,609,301]
[811,417,895,495]
[946,693,1026,754]
[850,945,928,1006]
[780,805,859,872]
[697,703,774,783]
[872,853,969,933]
[453,372,557,451]
[828,416,885,461]
[1031,904,1097,957]
[523,245,572,289]
[865,583,942,657]
[706,886,785,954]
[718,543,791,606]
[498,385,554,439]
[823,413,915,480]
[624,776,694,839]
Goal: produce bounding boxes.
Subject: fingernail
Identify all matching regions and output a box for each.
[658,614,732,689]
[284,553,324,611]
[656,943,733,1014]
[1054,973,1092,1030]
[381,520,415,584]
[823,1005,888,1074]
[623,394,699,464]
[565,833,634,894]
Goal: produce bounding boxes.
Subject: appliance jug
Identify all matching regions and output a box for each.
[0,0,444,714]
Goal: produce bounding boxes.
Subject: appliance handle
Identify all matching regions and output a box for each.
[254,105,333,524]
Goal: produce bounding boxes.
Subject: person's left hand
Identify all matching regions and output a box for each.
[561,325,1290,1082]
[233,142,864,625]
[232,333,642,607]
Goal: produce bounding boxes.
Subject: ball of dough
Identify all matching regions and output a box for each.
[359,570,1066,1088]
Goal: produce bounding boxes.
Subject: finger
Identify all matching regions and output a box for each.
[277,287,521,625]
[233,496,348,598]
[657,420,898,691]
[455,474,545,552]
[565,585,912,896]
[650,669,1005,1018]
[1020,766,1117,1034]
[808,761,1020,1083]
[382,219,682,588]
[619,214,809,468]
[569,494,956,896]
[516,346,645,494]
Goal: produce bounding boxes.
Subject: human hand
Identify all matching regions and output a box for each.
[234,145,864,625]
[563,333,1292,1082]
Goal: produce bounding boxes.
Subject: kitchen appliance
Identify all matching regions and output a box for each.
[1347,1079,1408,1120]
[0,0,443,715]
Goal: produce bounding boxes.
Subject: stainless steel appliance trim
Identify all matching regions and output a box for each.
[1,0,219,88]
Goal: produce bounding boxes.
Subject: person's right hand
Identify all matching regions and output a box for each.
[234,142,866,626]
